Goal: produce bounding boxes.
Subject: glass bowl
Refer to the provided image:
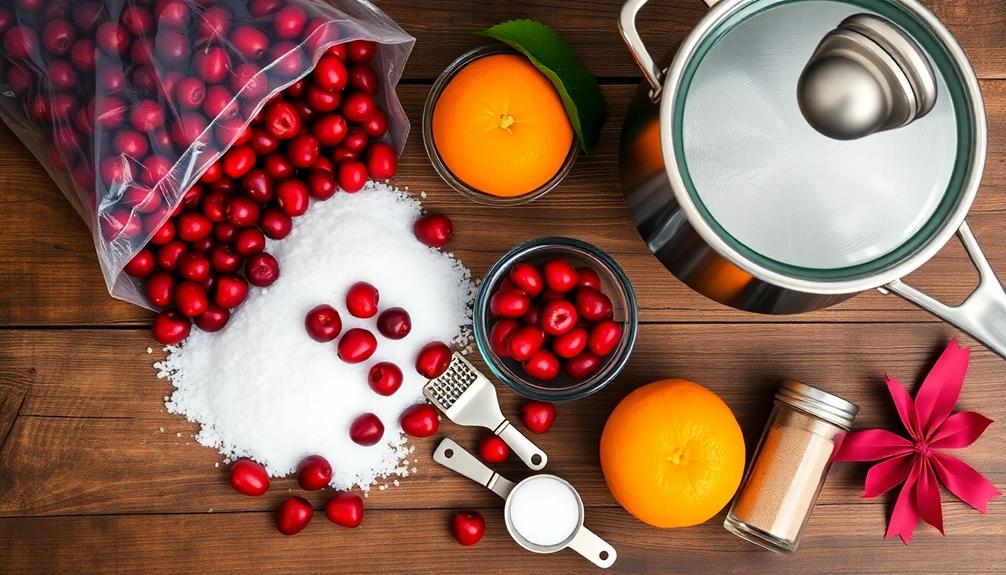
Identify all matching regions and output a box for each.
[473,237,639,401]
[422,45,578,206]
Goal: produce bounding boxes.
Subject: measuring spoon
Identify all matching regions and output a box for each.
[434,438,617,568]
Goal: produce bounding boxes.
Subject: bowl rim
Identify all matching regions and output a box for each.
[473,237,639,401]
[421,45,579,206]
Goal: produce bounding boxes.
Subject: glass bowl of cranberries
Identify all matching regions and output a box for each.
[474,237,638,401]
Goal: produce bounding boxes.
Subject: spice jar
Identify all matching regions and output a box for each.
[724,379,858,554]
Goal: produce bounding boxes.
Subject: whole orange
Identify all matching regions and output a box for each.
[600,379,745,528]
[432,54,573,197]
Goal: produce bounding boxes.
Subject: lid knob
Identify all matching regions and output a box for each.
[797,14,937,140]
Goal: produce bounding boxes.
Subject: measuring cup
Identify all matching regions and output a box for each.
[434,438,617,568]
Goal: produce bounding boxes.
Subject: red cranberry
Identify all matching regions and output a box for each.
[157,240,187,271]
[306,169,337,200]
[366,142,396,180]
[121,5,153,36]
[563,352,602,380]
[452,511,485,547]
[203,85,237,120]
[246,252,280,287]
[201,189,229,223]
[340,92,375,122]
[222,145,256,179]
[490,289,530,319]
[313,157,335,173]
[197,6,230,40]
[178,253,211,282]
[200,161,222,184]
[42,19,75,55]
[4,26,38,61]
[269,42,304,78]
[194,47,230,84]
[276,179,310,217]
[194,305,230,332]
[479,434,510,463]
[325,492,364,528]
[342,129,368,153]
[338,328,377,363]
[541,299,578,336]
[73,2,102,33]
[229,459,269,496]
[112,130,148,158]
[157,2,191,28]
[287,133,319,169]
[140,156,173,188]
[376,307,411,340]
[263,152,293,180]
[523,349,561,380]
[170,113,207,148]
[337,161,367,193]
[234,227,266,256]
[231,25,269,60]
[348,64,379,95]
[123,186,161,215]
[521,402,556,433]
[507,326,545,362]
[231,63,267,100]
[214,274,248,309]
[96,97,127,129]
[7,65,33,95]
[226,196,261,227]
[175,281,209,318]
[325,44,347,60]
[345,282,379,318]
[249,0,283,17]
[304,304,342,343]
[209,245,242,274]
[275,496,313,536]
[543,259,578,293]
[96,22,130,56]
[297,455,332,491]
[415,342,452,378]
[490,319,520,358]
[177,212,213,242]
[155,28,189,64]
[588,320,622,356]
[552,326,588,359]
[313,54,348,91]
[368,362,403,396]
[312,114,347,147]
[239,169,272,204]
[509,263,544,297]
[259,207,292,239]
[574,266,600,289]
[412,213,453,248]
[362,108,389,139]
[153,310,191,344]
[346,40,377,63]
[331,146,357,163]
[264,100,301,140]
[304,84,341,112]
[575,286,613,321]
[213,221,237,244]
[349,412,384,446]
[124,249,155,278]
[146,272,175,307]
[150,220,175,245]
[399,404,439,437]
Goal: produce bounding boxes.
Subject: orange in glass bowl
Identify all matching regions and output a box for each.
[423,46,578,205]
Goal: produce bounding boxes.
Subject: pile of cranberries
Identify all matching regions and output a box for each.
[0,0,400,345]
[305,280,452,448]
[487,259,623,382]
[228,454,364,535]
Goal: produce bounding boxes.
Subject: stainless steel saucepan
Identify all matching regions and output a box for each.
[617,0,1006,357]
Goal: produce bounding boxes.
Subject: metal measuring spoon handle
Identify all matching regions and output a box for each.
[567,526,618,569]
[433,438,515,499]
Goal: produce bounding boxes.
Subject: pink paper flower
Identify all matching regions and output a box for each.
[834,339,1001,543]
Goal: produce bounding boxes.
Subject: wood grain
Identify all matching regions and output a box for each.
[1,82,1005,326]
[1,324,1002,517]
[381,0,1006,80]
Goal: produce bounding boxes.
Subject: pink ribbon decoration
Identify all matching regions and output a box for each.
[834,339,1002,543]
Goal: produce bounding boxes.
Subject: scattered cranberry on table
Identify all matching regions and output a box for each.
[478,434,510,463]
[521,401,556,434]
[451,510,486,546]
[399,403,440,437]
[229,458,270,496]
[275,496,314,535]
[296,454,333,491]
[413,213,453,248]
[325,492,364,528]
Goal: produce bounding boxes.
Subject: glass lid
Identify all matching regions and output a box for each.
[673,0,975,277]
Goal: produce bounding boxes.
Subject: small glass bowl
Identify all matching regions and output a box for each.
[473,237,639,402]
[422,45,578,206]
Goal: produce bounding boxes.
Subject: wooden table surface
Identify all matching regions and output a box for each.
[2,1,1005,573]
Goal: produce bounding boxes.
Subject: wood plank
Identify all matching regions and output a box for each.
[0,504,1003,575]
[2,82,1006,326]
[382,0,1006,80]
[1,324,1002,516]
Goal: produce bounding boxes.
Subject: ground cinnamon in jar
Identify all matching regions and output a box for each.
[724,379,857,554]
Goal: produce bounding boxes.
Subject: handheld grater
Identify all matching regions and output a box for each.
[423,352,548,470]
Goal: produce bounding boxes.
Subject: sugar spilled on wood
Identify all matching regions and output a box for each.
[156,182,474,491]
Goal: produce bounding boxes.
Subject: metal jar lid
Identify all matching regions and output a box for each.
[776,379,858,430]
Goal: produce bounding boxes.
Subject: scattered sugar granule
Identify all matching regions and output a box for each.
[159,426,165,433]
[214,462,219,468]
[147,347,153,354]
[176,432,182,438]
[157,182,475,492]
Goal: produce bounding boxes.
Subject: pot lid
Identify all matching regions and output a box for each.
[669,0,982,278]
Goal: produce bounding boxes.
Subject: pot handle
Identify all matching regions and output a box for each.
[619,0,719,102]
[881,221,1006,359]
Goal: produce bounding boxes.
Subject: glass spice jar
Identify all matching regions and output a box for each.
[724,379,858,554]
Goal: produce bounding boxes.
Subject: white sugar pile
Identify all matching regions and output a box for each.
[156,182,474,491]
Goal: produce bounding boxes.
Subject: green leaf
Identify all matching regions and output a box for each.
[479,19,606,153]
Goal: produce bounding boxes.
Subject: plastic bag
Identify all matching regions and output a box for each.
[0,0,414,308]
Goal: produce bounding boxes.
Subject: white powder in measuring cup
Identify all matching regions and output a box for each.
[508,475,581,547]
[155,182,474,491]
